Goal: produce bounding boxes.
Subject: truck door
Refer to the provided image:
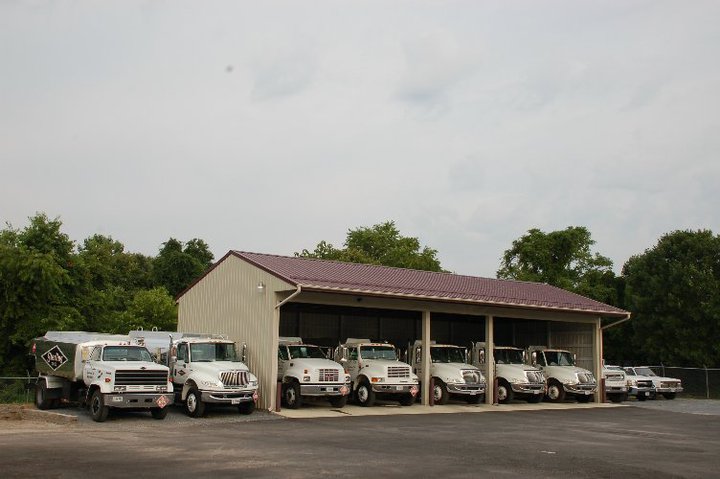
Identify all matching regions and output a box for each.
[278,345,289,381]
[412,346,423,377]
[346,347,360,381]
[173,342,190,386]
[83,346,102,384]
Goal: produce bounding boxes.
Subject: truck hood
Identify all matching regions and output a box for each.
[288,358,344,370]
[360,359,417,381]
[192,361,249,374]
[102,361,169,372]
[432,363,484,383]
[496,363,542,382]
[541,365,594,382]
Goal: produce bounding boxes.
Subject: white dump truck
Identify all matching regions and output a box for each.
[334,339,418,407]
[527,346,597,402]
[131,330,259,417]
[408,341,485,404]
[277,337,351,409]
[31,331,174,422]
[470,343,545,404]
[602,365,628,403]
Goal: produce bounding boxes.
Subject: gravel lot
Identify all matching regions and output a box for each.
[629,397,720,416]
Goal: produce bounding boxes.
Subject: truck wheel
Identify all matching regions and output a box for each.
[465,393,483,404]
[399,393,415,406]
[151,407,168,419]
[356,380,375,407]
[433,379,450,405]
[35,382,53,410]
[526,394,542,404]
[546,380,566,403]
[329,395,348,408]
[238,401,255,415]
[608,393,624,403]
[283,381,303,409]
[185,387,206,417]
[90,390,109,422]
[636,394,647,401]
[497,380,514,404]
[662,393,676,400]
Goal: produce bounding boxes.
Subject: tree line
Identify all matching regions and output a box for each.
[1,215,718,374]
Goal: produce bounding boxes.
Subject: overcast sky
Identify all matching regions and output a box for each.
[2,0,719,277]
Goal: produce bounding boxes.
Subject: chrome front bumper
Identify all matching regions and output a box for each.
[565,383,597,395]
[300,383,350,397]
[629,386,654,397]
[511,383,545,394]
[103,393,174,409]
[447,382,486,395]
[655,386,683,393]
[605,385,628,393]
[371,383,418,394]
[201,389,257,404]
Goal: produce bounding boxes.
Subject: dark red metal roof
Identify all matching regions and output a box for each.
[231,251,628,317]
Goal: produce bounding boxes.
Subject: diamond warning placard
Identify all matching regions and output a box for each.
[42,345,68,370]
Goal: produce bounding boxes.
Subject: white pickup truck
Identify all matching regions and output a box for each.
[602,365,628,403]
[624,366,682,400]
[409,341,485,405]
[470,343,545,404]
[528,346,597,403]
[334,339,418,407]
[278,337,350,409]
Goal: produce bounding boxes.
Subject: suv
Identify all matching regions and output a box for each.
[624,366,682,400]
[278,337,350,409]
[334,339,418,407]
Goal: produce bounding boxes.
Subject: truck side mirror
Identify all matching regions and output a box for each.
[242,343,247,363]
[478,349,485,365]
[572,353,577,364]
[531,351,537,366]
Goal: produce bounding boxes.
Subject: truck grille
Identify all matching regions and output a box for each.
[637,379,653,388]
[220,371,249,386]
[318,369,339,382]
[660,381,680,388]
[387,366,410,378]
[526,371,544,383]
[606,373,624,381]
[115,370,167,386]
[462,370,480,384]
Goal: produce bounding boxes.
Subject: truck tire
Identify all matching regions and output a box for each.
[90,389,109,422]
[608,393,625,403]
[283,381,303,409]
[497,380,514,404]
[663,393,676,400]
[636,393,647,401]
[546,380,566,403]
[185,387,206,417]
[433,379,450,405]
[35,382,53,410]
[238,401,255,415]
[356,380,375,407]
[329,395,348,408]
[151,407,168,419]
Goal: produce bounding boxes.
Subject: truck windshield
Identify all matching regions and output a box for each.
[190,343,238,362]
[543,351,575,366]
[494,348,524,364]
[635,367,657,377]
[360,346,396,360]
[102,346,153,362]
[430,347,466,363]
[288,345,326,359]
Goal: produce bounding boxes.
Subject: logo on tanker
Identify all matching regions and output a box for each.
[42,346,68,370]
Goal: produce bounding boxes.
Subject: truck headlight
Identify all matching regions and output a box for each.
[248,380,258,388]
[371,377,384,383]
[303,376,311,382]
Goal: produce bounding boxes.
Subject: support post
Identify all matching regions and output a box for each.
[485,315,494,405]
[593,318,602,403]
[421,310,431,406]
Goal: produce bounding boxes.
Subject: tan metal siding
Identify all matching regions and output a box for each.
[549,321,595,371]
[177,255,293,410]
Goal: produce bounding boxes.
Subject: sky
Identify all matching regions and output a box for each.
[2,0,719,277]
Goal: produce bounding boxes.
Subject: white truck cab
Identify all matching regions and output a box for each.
[277,337,350,409]
[471,343,545,404]
[409,341,485,405]
[528,346,597,403]
[334,339,418,407]
[602,365,628,403]
[131,331,259,417]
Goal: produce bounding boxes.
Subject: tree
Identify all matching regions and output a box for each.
[117,287,177,333]
[153,238,214,297]
[298,221,444,272]
[497,226,618,304]
[623,230,720,367]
